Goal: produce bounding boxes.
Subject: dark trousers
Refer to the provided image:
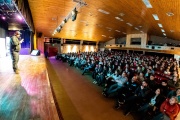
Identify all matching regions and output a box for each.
[10,51,19,71]
[125,96,142,113]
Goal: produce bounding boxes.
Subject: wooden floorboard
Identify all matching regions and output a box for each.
[0,55,59,120]
[47,57,134,120]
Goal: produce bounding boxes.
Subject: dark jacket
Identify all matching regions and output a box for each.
[10,36,21,52]
[134,86,151,98]
[123,81,139,94]
[168,80,180,89]
[148,94,164,108]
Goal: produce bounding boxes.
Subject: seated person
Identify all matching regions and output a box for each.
[152,96,179,120]
[78,58,87,69]
[102,70,120,92]
[158,80,170,97]
[103,72,128,97]
[92,64,103,82]
[82,60,95,75]
[147,74,158,91]
[123,80,151,116]
[138,88,164,120]
[114,75,139,109]
[168,76,180,90]
[95,65,108,86]
[168,88,180,103]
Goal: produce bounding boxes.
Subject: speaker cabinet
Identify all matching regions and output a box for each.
[31,50,40,56]
[37,32,42,38]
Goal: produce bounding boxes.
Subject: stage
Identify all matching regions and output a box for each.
[0,55,59,120]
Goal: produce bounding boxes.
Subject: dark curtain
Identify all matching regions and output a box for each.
[20,30,30,48]
[8,30,31,48]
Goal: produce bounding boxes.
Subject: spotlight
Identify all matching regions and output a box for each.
[2,16,5,20]
[62,19,66,25]
[57,26,62,33]
[72,8,78,21]
[17,14,22,20]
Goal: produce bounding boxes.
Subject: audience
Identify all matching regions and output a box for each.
[58,51,180,119]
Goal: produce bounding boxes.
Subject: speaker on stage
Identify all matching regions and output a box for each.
[31,50,40,56]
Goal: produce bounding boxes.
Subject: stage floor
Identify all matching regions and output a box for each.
[0,55,59,120]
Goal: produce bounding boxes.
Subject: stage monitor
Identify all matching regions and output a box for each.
[31,50,40,56]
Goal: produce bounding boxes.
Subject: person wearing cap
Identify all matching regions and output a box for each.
[10,31,24,74]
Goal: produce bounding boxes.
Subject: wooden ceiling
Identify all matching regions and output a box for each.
[28,0,180,42]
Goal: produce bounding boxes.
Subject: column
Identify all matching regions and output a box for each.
[80,40,83,53]
[96,41,99,52]
[60,38,64,53]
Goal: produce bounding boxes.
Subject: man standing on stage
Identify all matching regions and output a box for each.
[10,31,24,74]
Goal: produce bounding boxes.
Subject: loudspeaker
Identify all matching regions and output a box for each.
[148,41,152,45]
[31,50,40,56]
[37,32,42,38]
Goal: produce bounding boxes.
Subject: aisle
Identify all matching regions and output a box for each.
[47,57,134,120]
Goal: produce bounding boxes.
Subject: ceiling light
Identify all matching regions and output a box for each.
[126,23,133,26]
[115,30,121,32]
[161,29,165,32]
[17,14,22,20]
[96,24,103,27]
[122,32,126,34]
[102,35,106,37]
[170,30,174,32]
[115,17,124,21]
[158,23,163,28]
[139,26,142,28]
[52,17,57,21]
[119,13,125,16]
[109,36,113,38]
[152,14,159,20]
[98,9,110,14]
[142,0,153,8]
[58,26,62,29]
[166,12,174,16]
[106,27,112,29]
[135,27,139,30]
[140,31,144,33]
[163,33,166,36]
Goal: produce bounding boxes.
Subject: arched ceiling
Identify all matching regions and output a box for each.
[28,0,180,42]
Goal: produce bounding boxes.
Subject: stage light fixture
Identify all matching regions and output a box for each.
[57,26,62,33]
[72,8,78,21]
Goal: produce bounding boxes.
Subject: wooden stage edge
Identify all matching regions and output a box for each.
[0,55,60,120]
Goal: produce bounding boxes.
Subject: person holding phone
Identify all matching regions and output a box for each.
[10,31,24,74]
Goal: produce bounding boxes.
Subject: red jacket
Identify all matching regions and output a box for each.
[160,99,179,120]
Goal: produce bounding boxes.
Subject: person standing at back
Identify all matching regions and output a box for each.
[10,31,24,74]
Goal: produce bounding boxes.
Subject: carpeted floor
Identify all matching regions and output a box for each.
[46,57,135,120]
